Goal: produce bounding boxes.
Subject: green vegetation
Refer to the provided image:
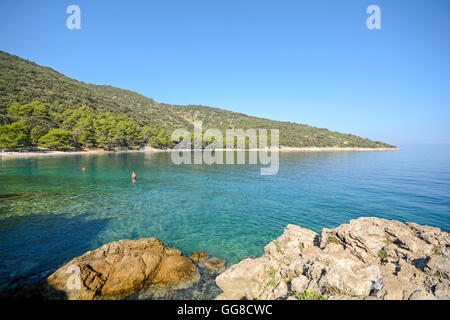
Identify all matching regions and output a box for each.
[432,246,440,255]
[279,257,290,265]
[0,121,30,149]
[378,249,388,260]
[328,235,340,244]
[269,266,277,279]
[299,241,304,253]
[326,284,341,295]
[265,265,278,288]
[266,279,276,288]
[38,129,73,150]
[273,240,283,254]
[296,289,328,300]
[0,101,149,150]
[0,50,396,151]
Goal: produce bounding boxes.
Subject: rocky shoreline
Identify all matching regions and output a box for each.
[216,217,449,300]
[2,217,448,300]
[0,238,226,300]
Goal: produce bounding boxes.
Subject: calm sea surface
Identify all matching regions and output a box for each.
[1,144,449,290]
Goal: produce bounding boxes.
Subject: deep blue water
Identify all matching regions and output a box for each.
[1,144,449,289]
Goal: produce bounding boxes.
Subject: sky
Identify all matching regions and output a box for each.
[0,0,449,146]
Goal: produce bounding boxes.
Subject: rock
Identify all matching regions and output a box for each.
[152,255,200,289]
[408,290,436,300]
[433,280,450,299]
[291,275,308,293]
[426,255,450,279]
[264,224,317,260]
[189,251,208,263]
[272,280,288,299]
[204,257,226,273]
[215,257,269,300]
[376,278,411,300]
[41,238,200,300]
[329,295,381,300]
[215,217,450,300]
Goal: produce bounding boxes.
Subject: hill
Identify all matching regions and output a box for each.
[0,50,395,151]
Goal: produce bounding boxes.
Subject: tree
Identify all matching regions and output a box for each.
[0,121,31,150]
[92,113,116,150]
[6,102,54,146]
[73,118,96,148]
[30,125,50,145]
[38,129,74,150]
[148,129,170,149]
[8,101,49,120]
[113,120,144,149]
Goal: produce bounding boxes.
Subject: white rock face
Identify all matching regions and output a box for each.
[215,257,269,300]
[215,217,450,300]
[291,275,308,293]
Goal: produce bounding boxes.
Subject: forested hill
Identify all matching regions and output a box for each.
[0,50,395,150]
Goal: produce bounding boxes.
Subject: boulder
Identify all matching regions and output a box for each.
[41,238,200,300]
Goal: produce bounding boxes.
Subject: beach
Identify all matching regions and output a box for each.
[0,146,399,159]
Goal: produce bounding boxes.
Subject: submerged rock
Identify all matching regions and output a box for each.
[204,257,226,273]
[189,251,209,263]
[40,238,202,300]
[215,217,450,300]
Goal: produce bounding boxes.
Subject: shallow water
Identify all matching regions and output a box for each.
[1,144,449,295]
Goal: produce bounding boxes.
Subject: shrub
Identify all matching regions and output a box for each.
[378,249,388,260]
[266,279,276,288]
[432,246,440,255]
[269,266,276,279]
[296,290,328,300]
[328,235,340,244]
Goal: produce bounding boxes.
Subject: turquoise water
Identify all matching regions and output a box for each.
[1,145,450,290]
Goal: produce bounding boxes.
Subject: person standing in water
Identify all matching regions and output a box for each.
[131,171,137,182]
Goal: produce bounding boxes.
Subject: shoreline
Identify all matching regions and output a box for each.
[0,146,399,159]
[2,217,447,300]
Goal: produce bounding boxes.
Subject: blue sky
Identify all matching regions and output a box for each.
[0,0,449,145]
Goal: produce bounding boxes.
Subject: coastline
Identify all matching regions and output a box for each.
[216,217,449,300]
[0,146,399,159]
[3,217,447,300]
